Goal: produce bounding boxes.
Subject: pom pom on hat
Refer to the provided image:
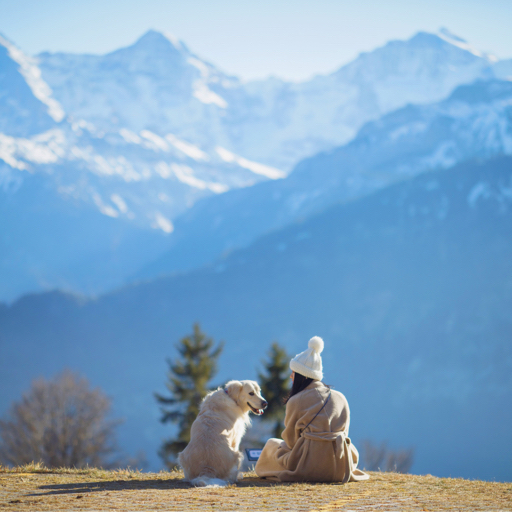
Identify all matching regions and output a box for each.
[290,336,324,380]
[308,336,324,353]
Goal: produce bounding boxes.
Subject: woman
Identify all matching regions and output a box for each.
[255,336,369,483]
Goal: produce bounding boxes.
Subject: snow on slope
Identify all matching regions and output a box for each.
[137,79,512,281]
[0,33,284,231]
[0,35,285,301]
[37,29,499,171]
[0,122,284,232]
[0,34,64,123]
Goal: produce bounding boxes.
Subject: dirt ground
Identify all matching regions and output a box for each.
[1,465,511,511]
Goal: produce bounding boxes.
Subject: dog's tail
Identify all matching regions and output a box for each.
[190,476,229,487]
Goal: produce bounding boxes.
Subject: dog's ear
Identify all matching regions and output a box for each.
[252,382,261,395]
[225,380,243,403]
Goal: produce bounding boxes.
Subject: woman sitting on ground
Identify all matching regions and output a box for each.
[255,336,369,483]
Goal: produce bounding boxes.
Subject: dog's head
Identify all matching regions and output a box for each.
[225,380,268,415]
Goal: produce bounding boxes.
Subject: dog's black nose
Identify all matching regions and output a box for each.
[262,400,268,409]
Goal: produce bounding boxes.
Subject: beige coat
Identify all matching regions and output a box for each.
[255,381,369,482]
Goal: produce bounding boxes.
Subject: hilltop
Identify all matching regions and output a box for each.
[1,465,511,511]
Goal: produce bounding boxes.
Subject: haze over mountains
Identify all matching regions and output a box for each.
[1,28,511,479]
[35,28,503,170]
[140,78,512,280]
[0,32,283,300]
[2,28,511,301]
[1,156,511,478]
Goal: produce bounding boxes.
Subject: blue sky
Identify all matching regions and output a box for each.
[1,0,511,81]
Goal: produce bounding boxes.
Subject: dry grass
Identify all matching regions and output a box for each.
[0,463,510,511]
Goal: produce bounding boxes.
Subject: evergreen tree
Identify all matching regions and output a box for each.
[155,323,223,468]
[258,342,291,438]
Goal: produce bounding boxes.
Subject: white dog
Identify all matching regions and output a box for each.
[178,380,267,487]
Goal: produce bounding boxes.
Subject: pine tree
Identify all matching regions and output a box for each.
[258,342,291,438]
[155,323,223,468]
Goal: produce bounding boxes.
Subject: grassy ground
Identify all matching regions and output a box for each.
[0,463,511,511]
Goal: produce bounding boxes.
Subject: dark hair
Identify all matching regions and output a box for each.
[284,372,315,404]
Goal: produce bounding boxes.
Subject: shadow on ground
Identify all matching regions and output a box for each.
[28,476,312,496]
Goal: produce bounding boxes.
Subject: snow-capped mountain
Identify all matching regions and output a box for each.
[37,29,498,170]
[0,34,64,137]
[1,32,283,228]
[1,122,284,231]
[1,28,511,301]
[221,29,498,169]
[37,31,237,149]
[0,35,283,301]
[139,78,512,280]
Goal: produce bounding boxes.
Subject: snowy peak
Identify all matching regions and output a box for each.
[131,29,188,53]
[133,29,181,48]
[102,29,192,78]
[0,34,64,137]
[406,28,494,61]
[108,29,191,67]
[36,29,233,135]
[328,29,494,121]
[104,29,227,85]
[409,29,485,57]
[436,27,495,60]
[336,29,493,82]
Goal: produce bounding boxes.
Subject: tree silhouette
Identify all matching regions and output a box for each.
[155,323,223,468]
[258,342,291,438]
[0,370,121,468]
[361,440,414,473]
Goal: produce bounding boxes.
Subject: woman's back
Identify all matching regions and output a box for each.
[285,381,349,439]
[255,336,368,483]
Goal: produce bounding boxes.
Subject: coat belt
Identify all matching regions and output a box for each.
[302,431,353,483]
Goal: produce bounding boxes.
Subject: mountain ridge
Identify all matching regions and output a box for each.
[0,35,282,302]
[36,28,500,170]
[1,155,511,479]
[136,78,512,282]
[1,29,511,302]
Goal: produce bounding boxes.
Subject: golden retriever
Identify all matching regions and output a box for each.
[178,380,267,486]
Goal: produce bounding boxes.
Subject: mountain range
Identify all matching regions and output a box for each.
[139,78,512,280]
[1,155,511,479]
[1,27,512,480]
[36,28,505,170]
[2,28,511,301]
[0,33,283,301]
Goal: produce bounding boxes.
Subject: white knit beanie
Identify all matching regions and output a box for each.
[289,336,324,380]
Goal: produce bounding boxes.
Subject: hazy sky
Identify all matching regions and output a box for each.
[1,0,511,81]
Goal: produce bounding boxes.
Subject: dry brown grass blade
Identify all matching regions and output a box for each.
[0,466,511,511]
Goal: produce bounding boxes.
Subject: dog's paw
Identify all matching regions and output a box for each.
[237,472,244,481]
[191,477,228,487]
